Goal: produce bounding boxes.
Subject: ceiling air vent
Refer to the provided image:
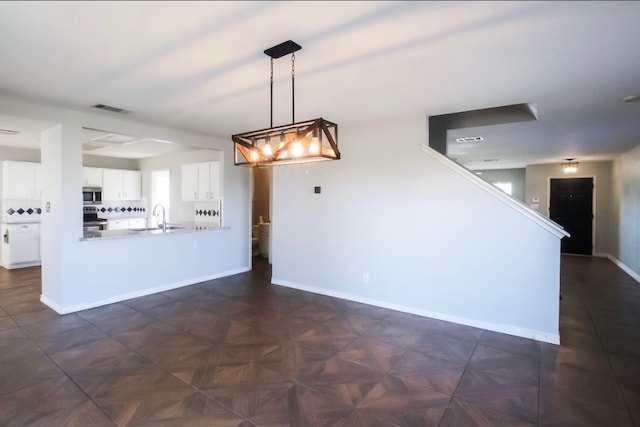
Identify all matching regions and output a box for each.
[455,136,484,143]
[0,129,20,135]
[92,104,131,114]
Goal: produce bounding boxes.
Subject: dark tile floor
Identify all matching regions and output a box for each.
[0,255,639,426]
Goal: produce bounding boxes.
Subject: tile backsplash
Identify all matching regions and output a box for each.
[94,200,147,219]
[2,199,42,223]
[194,199,222,225]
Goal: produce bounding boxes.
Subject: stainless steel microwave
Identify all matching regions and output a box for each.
[82,187,102,205]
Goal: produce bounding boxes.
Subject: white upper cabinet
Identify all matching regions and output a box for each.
[123,170,141,201]
[102,168,141,201]
[102,169,121,200]
[181,163,199,201]
[181,161,221,201]
[82,167,103,188]
[206,161,221,200]
[2,161,42,200]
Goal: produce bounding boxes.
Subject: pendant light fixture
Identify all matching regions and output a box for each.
[561,158,579,174]
[233,40,340,167]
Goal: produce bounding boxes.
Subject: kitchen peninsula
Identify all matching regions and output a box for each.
[0,96,250,322]
[81,221,228,240]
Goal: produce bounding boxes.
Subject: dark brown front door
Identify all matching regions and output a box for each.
[549,178,593,255]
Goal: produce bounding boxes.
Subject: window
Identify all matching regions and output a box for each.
[151,170,170,226]
[493,182,512,196]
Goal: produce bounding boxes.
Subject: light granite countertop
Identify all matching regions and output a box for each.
[80,222,228,241]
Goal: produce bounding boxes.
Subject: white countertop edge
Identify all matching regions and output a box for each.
[80,225,230,242]
[2,221,42,225]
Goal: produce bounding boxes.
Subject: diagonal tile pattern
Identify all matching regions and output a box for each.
[0,255,639,426]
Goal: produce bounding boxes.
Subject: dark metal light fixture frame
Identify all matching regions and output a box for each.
[233,40,340,167]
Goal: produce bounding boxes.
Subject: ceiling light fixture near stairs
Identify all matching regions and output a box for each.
[232,40,340,167]
[561,158,579,174]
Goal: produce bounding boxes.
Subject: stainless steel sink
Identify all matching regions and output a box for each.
[164,225,185,230]
[130,224,185,232]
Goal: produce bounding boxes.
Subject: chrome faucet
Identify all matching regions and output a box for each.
[152,204,166,231]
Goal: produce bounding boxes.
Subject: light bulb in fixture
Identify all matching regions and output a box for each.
[309,136,320,154]
[251,150,260,161]
[561,159,579,174]
[263,142,272,156]
[291,140,303,157]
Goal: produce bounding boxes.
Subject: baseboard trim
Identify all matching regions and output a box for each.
[3,261,42,270]
[40,295,64,314]
[272,278,560,345]
[595,253,640,283]
[42,266,251,315]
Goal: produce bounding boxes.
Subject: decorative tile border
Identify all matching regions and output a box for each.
[98,206,146,214]
[6,207,42,216]
[194,199,222,225]
[2,199,42,223]
[195,208,219,218]
[93,202,147,220]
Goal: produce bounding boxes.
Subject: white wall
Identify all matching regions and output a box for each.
[473,168,526,202]
[271,117,565,343]
[82,154,139,170]
[614,144,640,280]
[0,94,250,312]
[525,161,615,255]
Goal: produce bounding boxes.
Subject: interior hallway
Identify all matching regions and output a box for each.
[0,255,638,426]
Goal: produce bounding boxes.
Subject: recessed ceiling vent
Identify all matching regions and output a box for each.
[92,103,131,114]
[455,136,484,143]
[0,129,20,136]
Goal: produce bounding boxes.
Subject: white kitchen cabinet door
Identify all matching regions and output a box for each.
[181,161,221,201]
[107,219,128,230]
[83,167,103,187]
[6,223,40,265]
[102,168,122,200]
[181,163,199,201]
[128,218,146,229]
[123,170,141,200]
[102,169,141,201]
[197,162,211,200]
[207,160,221,200]
[34,163,42,199]
[2,161,40,199]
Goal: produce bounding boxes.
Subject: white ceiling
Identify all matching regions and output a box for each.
[0,1,638,167]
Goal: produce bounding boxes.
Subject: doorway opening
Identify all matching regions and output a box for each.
[252,168,271,264]
[150,170,170,227]
[549,177,594,255]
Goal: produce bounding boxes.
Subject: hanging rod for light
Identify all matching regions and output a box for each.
[232,40,340,167]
